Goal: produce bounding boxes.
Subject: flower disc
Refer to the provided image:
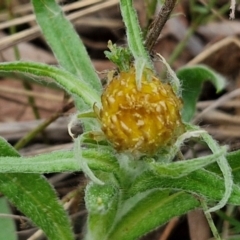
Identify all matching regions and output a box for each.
[99,68,184,154]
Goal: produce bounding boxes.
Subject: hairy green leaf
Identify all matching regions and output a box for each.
[107,190,199,240]
[31,0,101,92]
[0,137,19,157]
[0,197,17,240]
[129,168,240,206]
[0,148,118,174]
[177,65,225,122]
[151,146,226,177]
[119,0,152,70]
[0,61,100,108]
[0,137,74,240]
[207,149,240,184]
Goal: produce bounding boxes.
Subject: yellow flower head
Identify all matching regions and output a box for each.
[99,67,184,155]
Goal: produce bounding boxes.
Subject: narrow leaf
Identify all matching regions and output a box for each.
[207,149,240,184]
[201,132,232,212]
[150,146,226,177]
[107,190,199,240]
[0,148,118,174]
[177,65,226,122]
[129,169,240,206]
[119,0,152,69]
[0,138,74,240]
[0,61,100,108]
[31,0,101,91]
[0,137,19,157]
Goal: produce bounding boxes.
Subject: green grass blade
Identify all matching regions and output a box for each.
[0,137,74,240]
[129,168,240,206]
[31,0,101,91]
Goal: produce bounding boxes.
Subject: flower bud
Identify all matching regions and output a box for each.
[99,68,184,155]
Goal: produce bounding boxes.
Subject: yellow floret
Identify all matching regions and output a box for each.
[99,67,184,154]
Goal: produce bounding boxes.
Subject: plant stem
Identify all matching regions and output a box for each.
[200,198,222,240]
[145,0,177,51]
[221,205,234,239]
